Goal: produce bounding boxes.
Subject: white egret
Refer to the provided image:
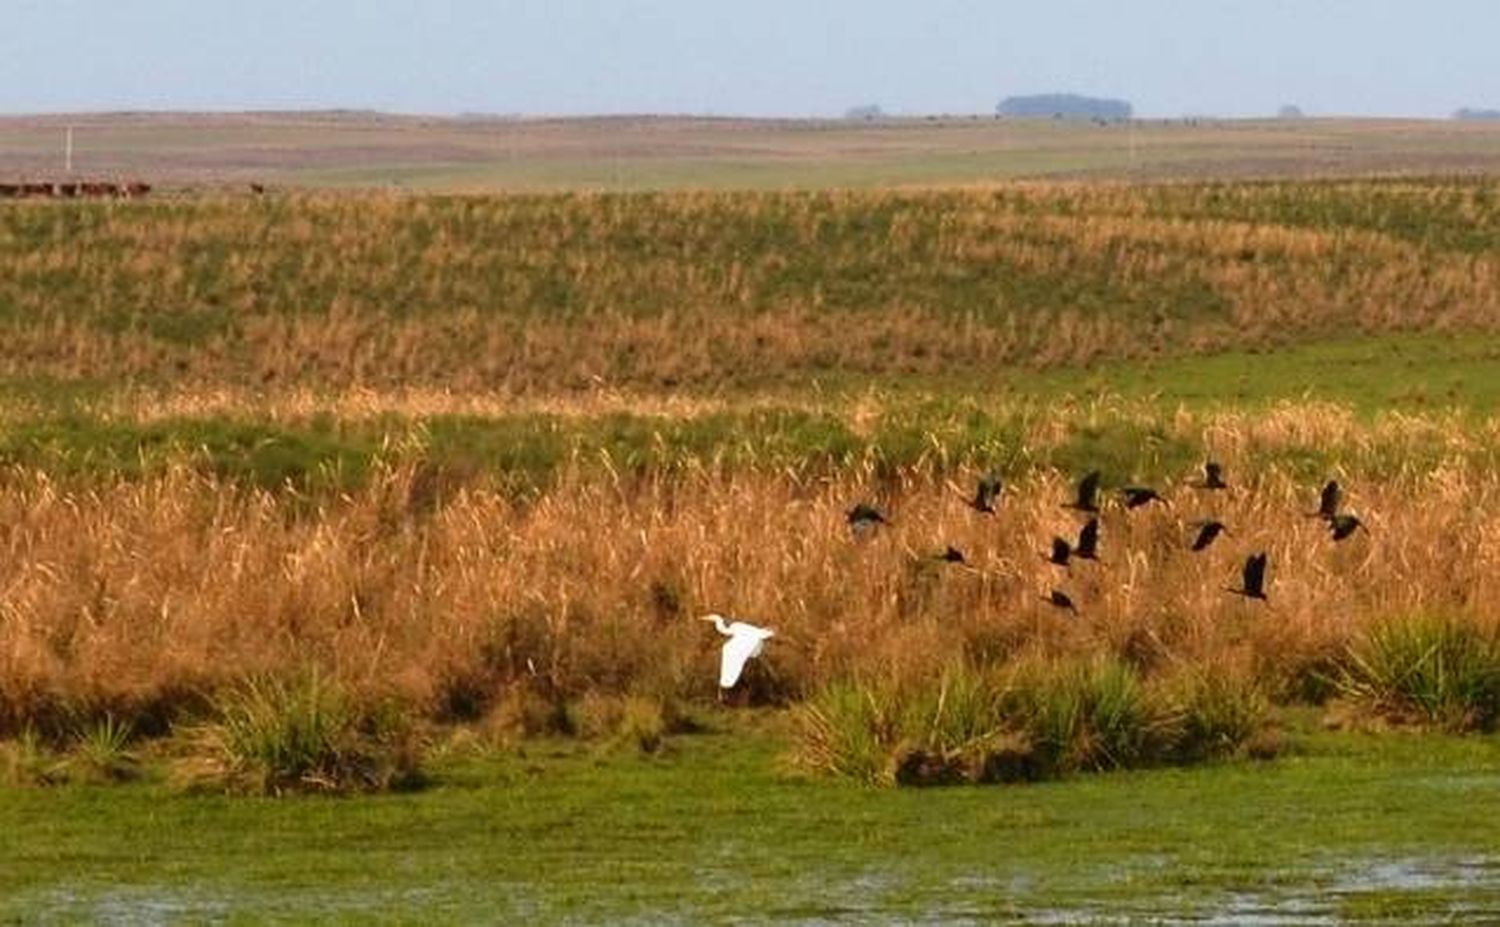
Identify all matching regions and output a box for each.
[699,613,775,691]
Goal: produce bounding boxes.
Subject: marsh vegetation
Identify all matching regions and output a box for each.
[3,178,1500,918]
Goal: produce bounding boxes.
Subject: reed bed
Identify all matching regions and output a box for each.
[2,433,1498,755]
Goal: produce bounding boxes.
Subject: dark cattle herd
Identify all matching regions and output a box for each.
[0,180,151,199]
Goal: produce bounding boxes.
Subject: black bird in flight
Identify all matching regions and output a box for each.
[1329,514,1363,542]
[1310,480,1341,521]
[1043,589,1079,614]
[1046,536,1072,567]
[967,473,1003,514]
[1191,461,1228,491]
[936,545,968,564]
[1228,552,1269,601]
[1189,520,1228,552]
[847,503,888,535]
[1074,517,1100,561]
[1066,470,1102,513]
[1121,486,1164,509]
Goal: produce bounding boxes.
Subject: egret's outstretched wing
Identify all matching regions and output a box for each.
[719,635,760,688]
[717,624,774,689]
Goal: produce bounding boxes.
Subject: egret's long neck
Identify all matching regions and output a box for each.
[708,615,732,636]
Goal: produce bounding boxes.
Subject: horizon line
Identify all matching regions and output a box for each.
[0,107,1488,124]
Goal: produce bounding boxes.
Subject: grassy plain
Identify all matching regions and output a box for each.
[2,181,1498,393]
[4,175,1500,919]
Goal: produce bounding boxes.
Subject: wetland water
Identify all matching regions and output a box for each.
[15,855,1500,922]
[4,725,1499,922]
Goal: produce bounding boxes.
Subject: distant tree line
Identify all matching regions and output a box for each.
[996,94,1132,120]
[1454,108,1500,121]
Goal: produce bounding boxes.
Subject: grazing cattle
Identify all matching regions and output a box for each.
[21,183,52,198]
[123,181,151,198]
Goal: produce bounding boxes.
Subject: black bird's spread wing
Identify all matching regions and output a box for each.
[1191,522,1219,551]
[1244,553,1268,596]
[972,473,1002,511]
[1076,518,1099,558]
[1318,481,1340,519]
[1076,471,1101,510]
[1050,537,1072,564]
[1205,461,1225,488]
[1330,515,1362,541]
[1046,590,1078,613]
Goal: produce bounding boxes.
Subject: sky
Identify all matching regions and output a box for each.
[2,1,1497,118]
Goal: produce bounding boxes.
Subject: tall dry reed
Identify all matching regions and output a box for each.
[1,443,1497,738]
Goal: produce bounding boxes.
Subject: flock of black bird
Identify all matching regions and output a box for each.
[845,462,1366,614]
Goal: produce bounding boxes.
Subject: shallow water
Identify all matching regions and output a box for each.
[1028,855,1500,925]
[15,853,1500,922]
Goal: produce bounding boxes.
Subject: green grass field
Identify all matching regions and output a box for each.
[5,717,1500,922]
[0,331,1496,495]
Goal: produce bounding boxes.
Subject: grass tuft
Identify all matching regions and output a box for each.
[178,672,425,795]
[572,693,683,754]
[0,727,68,787]
[792,680,901,786]
[792,657,1268,787]
[67,714,140,784]
[1339,614,1500,731]
[1157,663,1269,762]
[1001,656,1163,774]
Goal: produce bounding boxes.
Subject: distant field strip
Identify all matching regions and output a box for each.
[1,180,1498,392]
[6,114,1500,190]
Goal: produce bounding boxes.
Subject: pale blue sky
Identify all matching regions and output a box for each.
[2,1,1496,117]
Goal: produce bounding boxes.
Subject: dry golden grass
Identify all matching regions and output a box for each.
[2,407,1498,740]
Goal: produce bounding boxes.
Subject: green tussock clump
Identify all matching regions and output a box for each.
[570,693,687,755]
[998,656,1166,775]
[2,716,148,787]
[0,727,69,788]
[178,672,426,795]
[66,714,140,784]
[1339,614,1500,731]
[790,680,899,785]
[1156,663,1272,763]
[792,658,1268,787]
